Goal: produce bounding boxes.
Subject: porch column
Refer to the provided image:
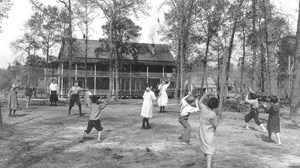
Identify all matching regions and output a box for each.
[57,65,61,98]
[94,64,96,95]
[162,66,165,77]
[146,65,149,83]
[129,64,132,96]
[75,63,78,81]
[61,63,64,96]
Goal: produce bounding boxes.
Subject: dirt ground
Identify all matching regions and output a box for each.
[0,99,300,168]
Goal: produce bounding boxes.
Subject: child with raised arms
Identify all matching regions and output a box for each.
[178,91,199,145]
[79,95,108,142]
[198,91,220,168]
[244,90,267,132]
[141,84,157,129]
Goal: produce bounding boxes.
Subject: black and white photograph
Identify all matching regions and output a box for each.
[0,0,300,167]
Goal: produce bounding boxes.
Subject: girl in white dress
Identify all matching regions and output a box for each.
[157,79,171,112]
[141,84,157,129]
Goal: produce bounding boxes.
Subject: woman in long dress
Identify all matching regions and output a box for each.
[49,79,59,106]
[157,79,170,112]
[8,82,21,117]
[141,84,157,129]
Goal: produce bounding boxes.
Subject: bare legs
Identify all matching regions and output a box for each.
[206,154,213,168]
[79,131,102,142]
[9,109,16,117]
[268,131,281,145]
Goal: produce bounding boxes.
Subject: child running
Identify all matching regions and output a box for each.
[141,84,157,129]
[244,90,267,132]
[264,95,282,145]
[198,91,220,168]
[79,95,108,142]
[178,91,199,145]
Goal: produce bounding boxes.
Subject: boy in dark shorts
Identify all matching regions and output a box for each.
[79,95,108,142]
[244,91,267,132]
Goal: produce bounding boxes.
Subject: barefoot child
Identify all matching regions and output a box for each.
[244,91,267,132]
[79,95,108,142]
[198,91,220,168]
[264,95,281,145]
[141,84,157,129]
[178,93,199,144]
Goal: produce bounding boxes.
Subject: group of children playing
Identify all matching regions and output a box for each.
[76,81,281,168]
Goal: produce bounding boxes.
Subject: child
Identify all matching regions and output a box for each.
[84,88,92,108]
[244,91,267,132]
[79,95,108,142]
[264,95,281,145]
[157,78,171,112]
[198,91,220,168]
[141,84,157,129]
[178,93,199,145]
[8,82,21,117]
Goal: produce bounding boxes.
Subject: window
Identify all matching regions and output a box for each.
[135,81,141,91]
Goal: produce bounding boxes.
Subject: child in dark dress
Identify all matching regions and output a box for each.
[264,95,281,145]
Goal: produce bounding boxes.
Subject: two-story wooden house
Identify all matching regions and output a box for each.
[55,39,176,97]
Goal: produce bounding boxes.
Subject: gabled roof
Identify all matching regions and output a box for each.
[59,39,175,65]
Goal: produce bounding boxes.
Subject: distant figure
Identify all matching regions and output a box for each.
[198,91,220,168]
[263,95,282,145]
[79,95,108,143]
[25,87,34,108]
[8,82,21,117]
[68,81,84,116]
[178,91,199,145]
[49,79,59,106]
[244,90,267,132]
[141,84,157,130]
[157,78,171,112]
[84,88,93,108]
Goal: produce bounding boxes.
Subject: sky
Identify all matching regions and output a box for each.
[0,0,298,69]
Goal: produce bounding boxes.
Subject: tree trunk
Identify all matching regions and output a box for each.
[289,2,300,121]
[175,39,181,100]
[85,22,88,89]
[240,26,246,94]
[218,49,228,116]
[200,33,211,96]
[217,46,221,94]
[252,0,258,91]
[0,101,3,131]
[115,49,119,99]
[264,0,278,96]
[109,19,114,97]
[225,0,244,90]
[67,0,73,93]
